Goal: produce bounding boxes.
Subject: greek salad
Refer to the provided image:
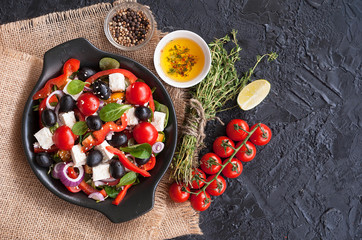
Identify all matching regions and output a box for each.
[32,57,169,205]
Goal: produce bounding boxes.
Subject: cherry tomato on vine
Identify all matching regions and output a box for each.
[200,153,222,175]
[222,158,243,178]
[189,168,206,189]
[132,122,158,145]
[126,82,151,105]
[249,123,272,146]
[169,182,190,203]
[235,141,256,162]
[205,175,227,196]
[213,136,235,158]
[226,119,249,141]
[190,191,211,211]
[76,93,100,116]
[52,126,75,150]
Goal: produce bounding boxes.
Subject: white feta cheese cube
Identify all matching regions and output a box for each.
[109,73,126,92]
[126,107,139,126]
[70,144,87,167]
[92,163,111,181]
[63,79,83,100]
[151,111,166,131]
[95,141,114,162]
[34,127,54,150]
[59,111,76,129]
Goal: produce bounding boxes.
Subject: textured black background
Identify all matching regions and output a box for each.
[1,0,361,239]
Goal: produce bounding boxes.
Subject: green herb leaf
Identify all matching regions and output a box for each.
[50,102,58,107]
[32,104,39,111]
[49,122,59,134]
[117,172,137,187]
[104,186,120,198]
[67,80,86,95]
[99,57,120,70]
[120,143,152,159]
[154,100,169,128]
[72,121,88,136]
[99,103,132,122]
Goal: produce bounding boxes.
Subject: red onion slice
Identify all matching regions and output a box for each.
[88,192,105,201]
[94,181,106,187]
[105,131,114,141]
[84,86,92,92]
[46,90,64,110]
[152,142,164,153]
[116,99,123,104]
[59,162,84,187]
[52,162,66,179]
[125,154,135,163]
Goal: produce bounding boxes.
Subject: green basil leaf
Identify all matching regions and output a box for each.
[120,143,152,159]
[103,186,120,198]
[117,171,137,187]
[67,80,86,95]
[154,100,169,128]
[72,121,88,136]
[99,57,120,70]
[99,103,132,122]
[49,122,59,134]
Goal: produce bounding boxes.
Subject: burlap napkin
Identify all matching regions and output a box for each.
[0,1,201,239]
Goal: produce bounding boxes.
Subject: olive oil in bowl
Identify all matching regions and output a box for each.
[160,38,205,82]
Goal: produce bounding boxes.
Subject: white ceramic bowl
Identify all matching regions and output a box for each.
[153,30,211,88]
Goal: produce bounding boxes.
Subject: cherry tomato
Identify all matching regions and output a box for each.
[53,126,75,150]
[169,182,190,203]
[76,93,100,116]
[190,191,211,211]
[235,141,256,162]
[249,123,272,146]
[142,154,156,171]
[189,168,206,189]
[200,153,222,175]
[133,122,158,145]
[206,175,227,196]
[213,136,235,158]
[66,186,81,193]
[226,119,249,141]
[126,82,151,105]
[222,158,243,178]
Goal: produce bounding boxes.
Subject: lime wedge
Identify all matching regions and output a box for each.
[237,79,271,110]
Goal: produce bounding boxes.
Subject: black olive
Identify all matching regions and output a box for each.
[86,150,103,167]
[59,95,75,113]
[108,132,128,147]
[35,152,53,167]
[110,159,126,179]
[77,67,97,81]
[136,156,151,166]
[86,115,103,131]
[41,109,57,127]
[135,106,151,121]
[92,80,111,100]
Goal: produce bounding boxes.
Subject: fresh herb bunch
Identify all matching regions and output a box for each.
[171,30,277,184]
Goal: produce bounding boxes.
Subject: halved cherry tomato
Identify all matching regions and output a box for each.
[76,93,100,116]
[222,158,243,178]
[126,82,151,105]
[235,141,256,162]
[249,123,272,146]
[52,126,75,150]
[169,182,190,203]
[213,136,235,158]
[142,154,156,171]
[66,186,81,193]
[226,119,249,141]
[205,175,227,196]
[200,153,222,175]
[132,122,158,145]
[189,168,206,189]
[190,191,211,211]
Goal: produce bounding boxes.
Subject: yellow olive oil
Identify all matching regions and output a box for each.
[160,38,205,82]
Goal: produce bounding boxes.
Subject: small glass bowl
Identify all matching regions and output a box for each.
[104,2,155,51]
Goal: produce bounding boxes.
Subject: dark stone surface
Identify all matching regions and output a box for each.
[1,0,361,239]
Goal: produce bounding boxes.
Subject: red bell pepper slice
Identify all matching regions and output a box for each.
[33,58,80,100]
[66,186,81,193]
[112,184,132,206]
[85,69,138,85]
[105,146,151,177]
[149,94,155,113]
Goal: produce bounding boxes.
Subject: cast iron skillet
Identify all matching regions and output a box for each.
[21,38,177,223]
